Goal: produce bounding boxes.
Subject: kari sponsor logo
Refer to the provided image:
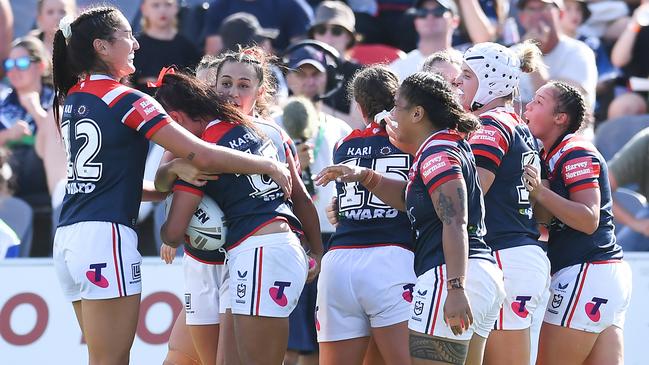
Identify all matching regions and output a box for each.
[269,281,291,307]
[86,263,109,288]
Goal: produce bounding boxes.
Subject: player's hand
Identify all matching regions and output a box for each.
[17,91,46,119]
[7,120,32,141]
[523,164,543,199]
[171,158,218,186]
[444,289,473,336]
[326,196,339,227]
[306,251,322,283]
[315,164,367,187]
[160,243,178,264]
[296,142,314,172]
[268,160,292,199]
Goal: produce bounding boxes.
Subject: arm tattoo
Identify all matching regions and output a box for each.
[436,191,457,225]
[187,152,195,161]
[410,332,467,364]
[456,187,465,211]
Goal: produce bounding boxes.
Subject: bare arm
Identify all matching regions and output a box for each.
[150,122,291,196]
[0,0,12,79]
[611,5,649,67]
[524,165,600,234]
[160,190,201,247]
[431,179,473,335]
[288,153,322,257]
[142,180,167,202]
[476,166,495,194]
[458,0,497,43]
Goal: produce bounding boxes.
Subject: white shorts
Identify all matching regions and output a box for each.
[53,222,142,302]
[183,254,230,325]
[228,232,308,317]
[408,259,505,340]
[316,246,417,342]
[544,260,632,333]
[493,245,551,330]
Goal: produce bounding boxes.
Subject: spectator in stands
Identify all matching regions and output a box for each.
[609,2,649,120]
[133,0,201,94]
[29,0,76,56]
[389,0,459,81]
[217,12,289,106]
[278,44,352,365]
[0,147,20,259]
[608,127,649,251]
[516,0,598,113]
[308,1,363,123]
[0,37,54,209]
[0,0,13,79]
[203,0,313,55]
[560,0,615,81]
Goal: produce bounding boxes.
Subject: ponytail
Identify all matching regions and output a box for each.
[52,29,76,125]
[517,40,545,74]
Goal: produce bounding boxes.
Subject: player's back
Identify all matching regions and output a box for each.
[59,75,169,228]
[199,120,300,250]
[469,108,542,251]
[329,122,414,250]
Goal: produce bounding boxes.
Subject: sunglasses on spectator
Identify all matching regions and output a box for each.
[4,56,36,72]
[412,7,449,18]
[313,24,347,37]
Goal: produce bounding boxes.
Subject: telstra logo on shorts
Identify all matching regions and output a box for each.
[269,281,291,307]
[86,263,109,288]
[585,297,608,322]
[402,284,415,303]
[511,296,532,318]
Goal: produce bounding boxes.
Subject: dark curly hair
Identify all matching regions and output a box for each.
[548,81,588,133]
[400,72,480,135]
[348,65,399,124]
[154,71,253,132]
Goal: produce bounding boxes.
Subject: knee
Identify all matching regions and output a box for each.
[608,93,648,120]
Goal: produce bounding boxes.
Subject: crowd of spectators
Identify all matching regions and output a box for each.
[1,0,648,261]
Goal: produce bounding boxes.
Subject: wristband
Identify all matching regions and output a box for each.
[361,170,382,190]
[631,22,642,33]
[447,276,465,291]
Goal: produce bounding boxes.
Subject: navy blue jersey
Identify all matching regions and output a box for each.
[254,117,298,165]
[468,108,542,251]
[59,75,170,228]
[175,120,301,260]
[406,130,494,276]
[543,134,622,272]
[329,122,414,251]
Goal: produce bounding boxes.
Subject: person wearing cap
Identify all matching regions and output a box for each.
[516,0,598,114]
[202,0,313,55]
[389,0,460,82]
[279,45,352,365]
[308,1,364,125]
[218,12,289,105]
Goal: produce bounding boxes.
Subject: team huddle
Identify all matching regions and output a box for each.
[50,5,631,365]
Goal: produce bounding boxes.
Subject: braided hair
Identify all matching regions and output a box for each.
[400,72,480,135]
[348,66,399,123]
[548,81,588,133]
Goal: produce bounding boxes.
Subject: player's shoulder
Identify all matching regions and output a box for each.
[202,119,243,144]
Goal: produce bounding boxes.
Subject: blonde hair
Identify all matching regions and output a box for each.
[140,0,178,32]
[516,40,545,74]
